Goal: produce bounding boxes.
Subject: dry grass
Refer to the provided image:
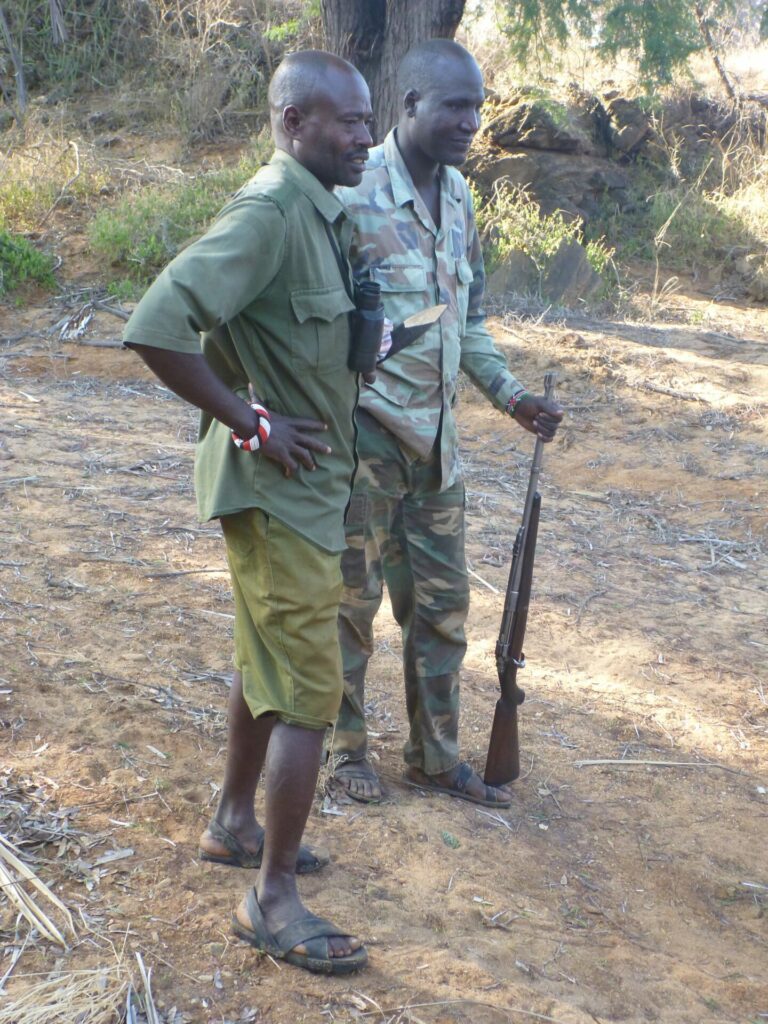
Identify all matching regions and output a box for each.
[0,832,76,948]
[0,965,127,1024]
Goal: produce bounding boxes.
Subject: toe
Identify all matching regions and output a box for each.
[327,934,358,958]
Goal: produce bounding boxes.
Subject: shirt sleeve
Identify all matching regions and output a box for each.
[458,186,525,413]
[122,194,287,354]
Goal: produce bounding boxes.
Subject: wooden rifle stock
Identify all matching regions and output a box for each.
[484,372,556,788]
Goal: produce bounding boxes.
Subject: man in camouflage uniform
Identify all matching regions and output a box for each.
[333,40,563,805]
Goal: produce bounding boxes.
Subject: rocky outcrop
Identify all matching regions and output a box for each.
[468,88,764,227]
[467,89,648,226]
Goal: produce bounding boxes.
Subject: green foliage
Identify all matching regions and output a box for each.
[472,180,614,282]
[264,19,301,42]
[0,230,56,296]
[600,0,703,84]
[499,0,737,85]
[500,0,594,62]
[88,143,271,287]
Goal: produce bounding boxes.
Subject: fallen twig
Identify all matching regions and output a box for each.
[466,562,500,594]
[0,832,75,947]
[573,758,741,773]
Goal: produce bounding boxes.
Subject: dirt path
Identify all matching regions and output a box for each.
[0,290,766,1024]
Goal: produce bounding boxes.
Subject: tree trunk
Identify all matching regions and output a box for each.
[321,0,466,139]
[0,4,27,118]
[693,3,738,104]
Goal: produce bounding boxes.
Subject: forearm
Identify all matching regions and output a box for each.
[127,344,256,438]
[460,318,524,411]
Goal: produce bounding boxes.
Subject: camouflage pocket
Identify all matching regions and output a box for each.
[370,263,427,293]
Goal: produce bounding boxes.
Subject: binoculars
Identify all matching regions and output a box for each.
[348,280,384,375]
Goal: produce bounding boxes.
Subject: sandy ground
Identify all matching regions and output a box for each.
[0,282,766,1023]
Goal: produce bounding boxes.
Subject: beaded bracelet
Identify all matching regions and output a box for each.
[232,402,271,452]
[506,389,531,417]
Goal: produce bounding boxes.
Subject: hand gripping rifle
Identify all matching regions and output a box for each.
[484,372,557,788]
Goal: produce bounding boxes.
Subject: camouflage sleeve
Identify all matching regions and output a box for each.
[459,189,525,413]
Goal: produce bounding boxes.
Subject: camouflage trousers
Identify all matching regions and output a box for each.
[334,410,469,776]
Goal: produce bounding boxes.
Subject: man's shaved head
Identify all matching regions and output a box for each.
[396,38,478,99]
[267,49,373,190]
[395,39,484,173]
[269,50,362,124]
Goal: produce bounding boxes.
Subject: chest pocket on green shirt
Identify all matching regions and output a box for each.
[290,286,354,374]
[370,263,428,293]
[455,256,474,329]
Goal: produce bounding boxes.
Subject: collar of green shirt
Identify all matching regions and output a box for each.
[381,129,464,214]
[270,148,347,225]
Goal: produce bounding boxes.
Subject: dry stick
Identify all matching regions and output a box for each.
[0,832,75,944]
[466,563,500,594]
[357,1000,572,1023]
[135,952,160,1024]
[573,758,743,774]
[694,2,738,103]
[38,141,81,227]
[69,338,124,349]
[93,300,131,321]
[0,932,29,993]
[145,567,227,579]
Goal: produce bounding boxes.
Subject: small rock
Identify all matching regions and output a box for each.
[541,239,602,305]
[487,249,539,296]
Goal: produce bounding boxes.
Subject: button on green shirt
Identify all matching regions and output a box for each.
[339,130,523,489]
[123,150,357,554]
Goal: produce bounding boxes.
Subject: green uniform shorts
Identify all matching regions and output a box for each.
[222,508,344,730]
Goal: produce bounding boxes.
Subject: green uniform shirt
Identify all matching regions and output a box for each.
[339,129,524,488]
[123,150,358,554]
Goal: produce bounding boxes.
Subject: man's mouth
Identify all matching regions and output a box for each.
[349,152,368,166]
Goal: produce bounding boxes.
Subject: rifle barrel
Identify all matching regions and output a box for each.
[498,372,557,651]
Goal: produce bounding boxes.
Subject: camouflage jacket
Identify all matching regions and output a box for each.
[339,129,524,489]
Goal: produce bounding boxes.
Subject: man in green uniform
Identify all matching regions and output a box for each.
[333,40,563,805]
[123,51,372,974]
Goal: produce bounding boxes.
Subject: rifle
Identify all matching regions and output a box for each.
[484,372,557,788]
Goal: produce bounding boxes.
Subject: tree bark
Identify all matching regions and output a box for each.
[693,3,738,104]
[321,0,466,139]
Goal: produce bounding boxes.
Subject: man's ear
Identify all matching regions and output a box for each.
[403,89,419,118]
[282,104,303,138]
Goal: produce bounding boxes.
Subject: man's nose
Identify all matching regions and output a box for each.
[357,122,374,147]
[458,109,480,135]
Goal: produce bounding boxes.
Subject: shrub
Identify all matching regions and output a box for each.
[472,180,615,281]
[88,141,271,287]
[0,230,56,296]
[589,150,768,272]
[0,138,110,232]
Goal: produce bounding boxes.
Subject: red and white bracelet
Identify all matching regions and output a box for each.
[232,402,271,452]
